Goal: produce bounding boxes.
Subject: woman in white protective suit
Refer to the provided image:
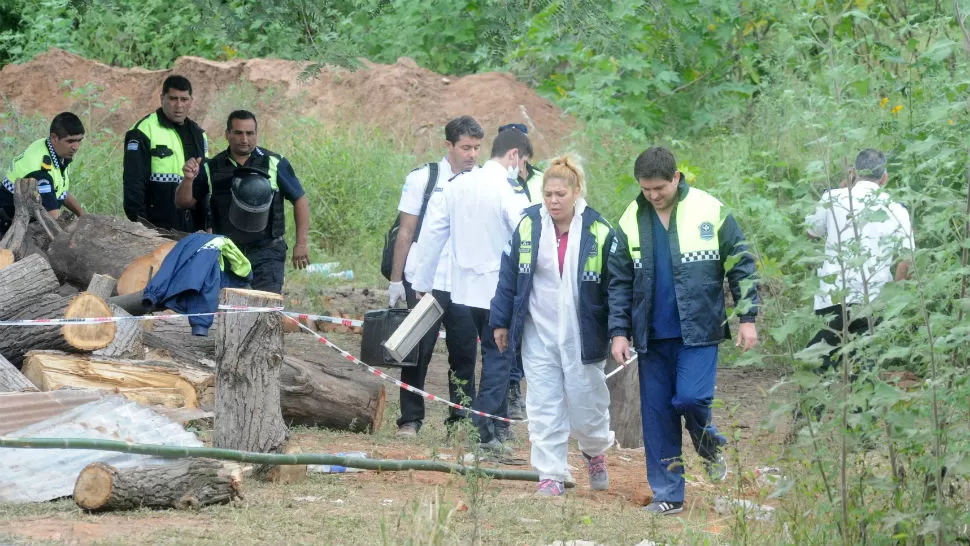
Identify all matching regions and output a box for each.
[490,155,616,496]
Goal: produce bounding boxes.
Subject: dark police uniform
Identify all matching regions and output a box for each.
[1,138,73,236]
[191,146,305,293]
[123,109,208,231]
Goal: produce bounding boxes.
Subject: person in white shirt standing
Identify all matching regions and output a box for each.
[411,128,533,454]
[804,148,914,374]
[387,116,484,438]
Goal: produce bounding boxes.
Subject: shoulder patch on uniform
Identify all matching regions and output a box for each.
[37,181,52,193]
[699,221,715,240]
[126,140,139,151]
[508,178,525,193]
[41,155,53,171]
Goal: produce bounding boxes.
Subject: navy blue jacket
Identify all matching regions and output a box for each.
[143,233,252,336]
[489,204,615,364]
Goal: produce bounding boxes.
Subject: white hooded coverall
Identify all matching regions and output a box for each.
[522,199,615,482]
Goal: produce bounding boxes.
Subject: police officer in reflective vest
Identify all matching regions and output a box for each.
[1,112,87,236]
[607,146,759,516]
[123,75,208,231]
[176,110,310,293]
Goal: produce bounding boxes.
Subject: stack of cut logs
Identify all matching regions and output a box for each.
[0,179,385,433]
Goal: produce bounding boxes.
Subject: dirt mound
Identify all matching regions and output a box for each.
[0,49,576,158]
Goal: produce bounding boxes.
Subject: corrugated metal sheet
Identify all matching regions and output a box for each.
[0,396,203,503]
[0,389,105,435]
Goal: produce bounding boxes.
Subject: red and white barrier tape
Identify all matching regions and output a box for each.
[0,305,284,327]
[282,311,452,340]
[281,313,523,424]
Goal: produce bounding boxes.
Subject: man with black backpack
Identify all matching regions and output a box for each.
[385,115,484,438]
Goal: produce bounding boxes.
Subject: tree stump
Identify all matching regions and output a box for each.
[0,353,36,392]
[214,288,287,479]
[0,254,59,319]
[73,459,243,512]
[0,293,115,367]
[606,356,644,449]
[46,214,172,288]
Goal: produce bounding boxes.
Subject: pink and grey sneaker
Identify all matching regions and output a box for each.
[583,452,609,491]
[535,479,565,497]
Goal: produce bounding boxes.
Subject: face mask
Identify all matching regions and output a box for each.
[507,165,520,181]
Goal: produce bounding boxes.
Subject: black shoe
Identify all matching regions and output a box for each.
[495,425,516,443]
[508,382,526,421]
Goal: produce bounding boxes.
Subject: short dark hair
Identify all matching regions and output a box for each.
[634,146,677,181]
[498,123,528,135]
[227,110,258,132]
[162,75,193,96]
[854,148,886,181]
[444,115,484,144]
[491,128,532,159]
[49,112,84,138]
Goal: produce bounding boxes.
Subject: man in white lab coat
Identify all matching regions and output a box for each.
[411,128,533,453]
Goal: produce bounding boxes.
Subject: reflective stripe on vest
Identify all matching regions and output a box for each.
[132,113,209,185]
[618,187,723,266]
[517,214,611,281]
[581,220,611,283]
[2,138,70,199]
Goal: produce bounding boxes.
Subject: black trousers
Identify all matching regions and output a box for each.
[807,304,874,375]
[240,237,287,294]
[397,281,478,430]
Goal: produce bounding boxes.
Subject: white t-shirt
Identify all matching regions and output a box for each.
[398,157,460,292]
[805,180,914,309]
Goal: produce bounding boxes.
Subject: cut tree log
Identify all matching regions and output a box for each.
[0,178,63,259]
[74,459,243,512]
[93,304,144,360]
[214,288,287,479]
[281,355,385,432]
[86,274,117,300]
[46,214,172,288]
[0,352,36,392]
[0,253,59,320]
[117,241,177,295]
[606,357,643,449]
[142,316,217,367]
[0,293,115,367]
[0,249,13,270]
[88,273,143,359]
[21,350,212,408]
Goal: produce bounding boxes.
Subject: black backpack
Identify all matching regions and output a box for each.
[381,162,439,281]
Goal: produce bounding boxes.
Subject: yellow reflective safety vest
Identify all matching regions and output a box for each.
[611,182,759,348]
[2,138,70,200]
[491,204,615,364]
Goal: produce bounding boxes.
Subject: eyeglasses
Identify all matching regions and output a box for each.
[498,123,528,135]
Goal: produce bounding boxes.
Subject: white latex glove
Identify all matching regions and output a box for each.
[388,281,406,308]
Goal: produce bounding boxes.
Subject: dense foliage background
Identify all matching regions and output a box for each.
[2,1,970,543]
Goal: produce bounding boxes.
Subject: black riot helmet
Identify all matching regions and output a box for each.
[229,166,273,233]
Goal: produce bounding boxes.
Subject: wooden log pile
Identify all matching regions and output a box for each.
[1,181,385,433]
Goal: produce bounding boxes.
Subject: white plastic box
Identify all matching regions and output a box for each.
[383,293,444,363]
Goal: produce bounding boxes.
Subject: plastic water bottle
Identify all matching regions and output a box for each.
[305,262,341,274]
[308,451,368,474]
[327,270,354,281]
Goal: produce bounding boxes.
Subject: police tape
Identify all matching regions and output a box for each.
[282,311,452,340]
[281,313,524,425]
[0,305,285,327]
